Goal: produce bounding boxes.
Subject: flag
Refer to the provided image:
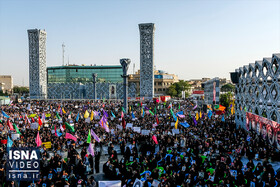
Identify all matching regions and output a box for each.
[55,125,58,136]
[7,120,14,131]
[213,81,216,102]
[111,111,116,118]
[180,122,190,128]
[178,103,180,110]
[13,124,21,135]
[193,105,197,110]
[41,113,45,123]
[87,129,91,143]
[89,111,93,121]
[7,136,13,148]
[122,107,125,112]
[36,132,42,147]
[38,125,41,131]
[121,111,124,118]
[174,118,178,129]
[91,129,100,142]
[141,108,144,118]
[62,108,66,114]
[218,105,226,111]
[131,112,135,119]
[244,106,247,112]
[38,117,42,126]
[222,115,225,122]
[84,110,89,119]
[65,132,77,142]
[104,122,110,133]
[65,122,75,132]
[193,116,197,125]
[88,143,95,156]
[56,112,61,120]
[177,114,185,118]
[56,130,62,137]
[231,106,234,115]
[103,110,108,118]
[199,111,202,118]
[168,103,172,109]
[154,106,157,115]
[156,116,159,125]
[122,117,126,129]
[60,124,64,132]
[149,110,154,116]
[207,105,213,111]
[2,111,10,118]
[25,114,31,124]
[76,113,79,122]
[152,135,158,144]
[196,113,199,121]
[208,110,212,119]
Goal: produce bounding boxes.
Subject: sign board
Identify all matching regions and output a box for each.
[11,133,20,140]
[99,181,121,187]
[133,127,141,133]
[31,123,39,130]
[141,130,150,135]
[172,129,180,134]
[42,141,52,149]
[126,123,133,129]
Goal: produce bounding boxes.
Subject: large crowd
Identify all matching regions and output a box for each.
[0,99,280,187]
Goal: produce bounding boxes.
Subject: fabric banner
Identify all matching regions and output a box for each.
[133,178,143,187]
[246,112,280,149]
[98,180,121,187]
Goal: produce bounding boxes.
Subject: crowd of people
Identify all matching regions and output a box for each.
[0,99,280,187]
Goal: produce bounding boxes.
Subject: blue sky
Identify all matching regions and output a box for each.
[0,0,279,86]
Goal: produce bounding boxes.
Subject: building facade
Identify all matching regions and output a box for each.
[47,65,123,84]
[203,77,220,105]
[28,29,47,99]
[139,23,155,98]
[0,75,13,94]
[128,70,179,96]
[47,65,136,99]
[232,53,280,150]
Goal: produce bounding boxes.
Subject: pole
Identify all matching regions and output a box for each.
[120,58,131,114]
[92,73,97,101]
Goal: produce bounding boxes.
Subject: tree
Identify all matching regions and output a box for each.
[13,86,29,94]
[221,83,235,93]
[167,80,191,98]
[220,92,233,109]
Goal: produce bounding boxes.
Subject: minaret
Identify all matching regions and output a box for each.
[28,29,47,99]
[139,23,155,98]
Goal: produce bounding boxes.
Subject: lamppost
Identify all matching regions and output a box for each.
[92,73,97,100]
[120,58,131,114]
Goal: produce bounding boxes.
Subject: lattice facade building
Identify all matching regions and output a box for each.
[234,53,280,127]
[28,29,47,99]
[139,23,155,98]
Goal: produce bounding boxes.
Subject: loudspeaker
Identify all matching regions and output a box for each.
[230,72,239,84]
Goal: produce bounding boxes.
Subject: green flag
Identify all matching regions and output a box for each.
[13,123,21,135]
[87,129,91,143]
[149,110,154,116]
[56,112,61,120]
[122,107,125,112]
[179,103,180,110]
[65,122,75,132]
[0,119,2,123]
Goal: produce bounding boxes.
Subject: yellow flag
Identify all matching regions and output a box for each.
[90,111,94,121]
[62,108,66,114]
[84,110,89,119]
[38,125,41,131]
[231,106,234,115]
[196,112,199,121]
[199,111,202,118]
[175,117,178,129]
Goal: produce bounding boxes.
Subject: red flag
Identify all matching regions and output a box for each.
[36,132,42,147]
[38,117,42,126]
[31,117,35,123]
[122,117,126,129]
[63,124,66,129]
[152,135,158,144]
[156,116,159,125]
[55,125,58,137]
[141,102,143,107]
[7,120,14,131]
